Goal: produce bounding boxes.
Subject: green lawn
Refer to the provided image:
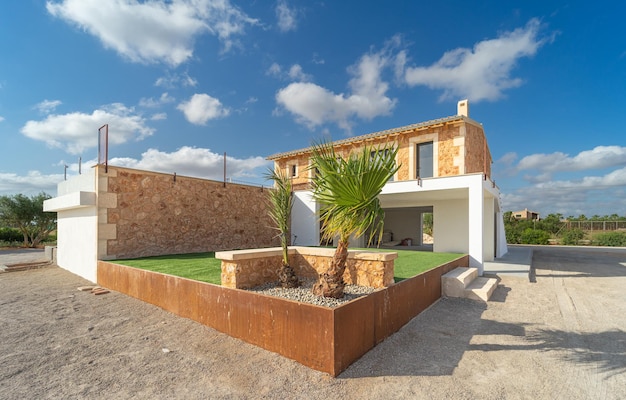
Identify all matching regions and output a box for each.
[115,252,222,284]
[368,248,463,282]
[114,248,463,285]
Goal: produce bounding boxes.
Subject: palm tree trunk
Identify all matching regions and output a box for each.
[278,262,300,288]
[312,238,349,298]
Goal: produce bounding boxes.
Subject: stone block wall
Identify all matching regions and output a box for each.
[271,119,491,187]
[464,122,492,178]
[217,246,396,289]
[98,166,277,260]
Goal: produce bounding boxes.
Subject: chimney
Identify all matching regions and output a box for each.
[457,99,469,117]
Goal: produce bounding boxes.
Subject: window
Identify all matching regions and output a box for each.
[288,163,297,178]
[416,142,433,178]
[370,149,395,181]
[408,134,438,180]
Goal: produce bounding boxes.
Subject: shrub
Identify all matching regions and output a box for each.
[594,232,626,247]
[0,227,22,242]
[561,229,585,245]
[520,228,551,245]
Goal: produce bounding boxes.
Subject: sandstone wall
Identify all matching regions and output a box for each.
[98,166,277,260]
[464,122,492,178]
[219,247,396,289]
[272,119,492,186]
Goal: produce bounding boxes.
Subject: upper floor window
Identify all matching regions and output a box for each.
[370,149,395,182]
[416,141,434,179]
[288,163,298,178]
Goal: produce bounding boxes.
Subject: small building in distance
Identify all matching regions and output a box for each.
[512,208,540,221]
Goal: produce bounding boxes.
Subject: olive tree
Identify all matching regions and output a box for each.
[0,192,56,247]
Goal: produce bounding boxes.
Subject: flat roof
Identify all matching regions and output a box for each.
[267,114,480,160]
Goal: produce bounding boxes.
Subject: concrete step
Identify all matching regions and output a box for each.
[465,277,498,302]
[442,267,478,298]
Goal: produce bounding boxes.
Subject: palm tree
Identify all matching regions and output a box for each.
[265,168,300,288]
[309,141,399,298]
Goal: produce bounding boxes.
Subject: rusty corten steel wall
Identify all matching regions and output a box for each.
[98,261,336,374]
[98,255,469,377]
[332,255,469,375]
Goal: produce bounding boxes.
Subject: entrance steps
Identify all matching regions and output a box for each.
[442,267,498,302]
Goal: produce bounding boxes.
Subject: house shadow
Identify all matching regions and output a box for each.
[339,285,523,378]
[533,247,626,279]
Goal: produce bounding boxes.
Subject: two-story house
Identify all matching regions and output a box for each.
[267,100,508,274]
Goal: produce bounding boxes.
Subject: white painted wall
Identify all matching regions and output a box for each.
[58,169,97,195]
[468,179,484,272]
[56,206,98,282]
[291,191,319,246]
[496,210,508,257]
[433,198,468,254]
[483,196,495,262]
[44,170,99,282]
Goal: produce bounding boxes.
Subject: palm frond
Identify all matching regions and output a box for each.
[264,167,293,265]
[310,140,399,246]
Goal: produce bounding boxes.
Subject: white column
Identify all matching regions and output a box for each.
[291,191,319,246]
[468,178,484,274]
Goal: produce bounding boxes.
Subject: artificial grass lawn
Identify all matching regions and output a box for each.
[115,252,222,284]
[114,248,463,285]
[369,249,463,282]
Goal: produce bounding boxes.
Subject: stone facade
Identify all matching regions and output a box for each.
[217,246,397,289]
[98,166,278,260]
[270,117,492,188]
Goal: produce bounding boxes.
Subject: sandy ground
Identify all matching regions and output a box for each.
[1,247,625,399]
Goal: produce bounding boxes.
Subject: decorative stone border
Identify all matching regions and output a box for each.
[216,246,397,289]
[97,254,468,376]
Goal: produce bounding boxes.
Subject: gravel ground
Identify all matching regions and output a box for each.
[248,278,376,308]
[1,247,625,399]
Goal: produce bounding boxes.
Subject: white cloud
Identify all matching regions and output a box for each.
[288,64,310,81]
[268,63,311,82]
[46,0,258,66]
[276,0,297,32]
[276,46,397,130]
[403,18,549,102]
[20,103,154,155]
[501,167,626,216]
[312,53,325,65]
[517,146,626,172]
[0,116,4,122]
[496,144,626,216]
[139,92,175,108]
[109,146,270,181]
[497,152,518,166]
[0,171,63,196]
[35,99,62,114]
[267,62,282,77]
[150,112,167,121]
[177,93,230,125]
[155,72,198,88]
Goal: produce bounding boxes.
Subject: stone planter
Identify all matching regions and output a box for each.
[216,246,397,289]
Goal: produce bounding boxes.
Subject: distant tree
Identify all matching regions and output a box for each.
[0,193,56,248]
[561,229,585,245]
[423,213,433,236]
[520,228,550,245]
[536,213,564,235]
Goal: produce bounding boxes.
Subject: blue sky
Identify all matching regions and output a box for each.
[1,1,625,218]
